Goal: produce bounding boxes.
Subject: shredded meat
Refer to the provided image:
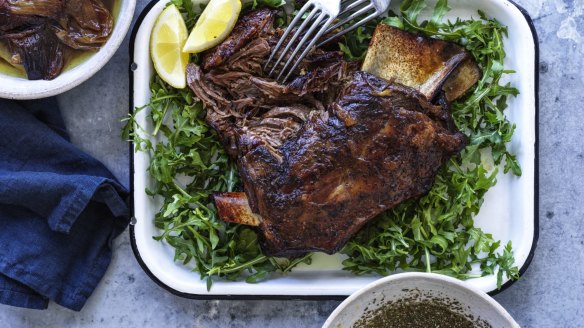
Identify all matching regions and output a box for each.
[202,8,277,71]
[188,9,358,156]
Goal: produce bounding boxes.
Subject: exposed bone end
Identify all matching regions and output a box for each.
[362,24,479,102]
[214,192,262,226]
[442,57,482,102]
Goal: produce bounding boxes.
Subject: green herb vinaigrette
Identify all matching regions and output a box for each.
[124,0,520,289]
[354,300,492,328]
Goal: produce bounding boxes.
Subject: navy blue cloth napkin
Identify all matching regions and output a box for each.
[0,98,129,311]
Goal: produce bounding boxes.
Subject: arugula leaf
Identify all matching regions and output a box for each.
[338,19,382,61]
[168,0,200,29]
[427,0,449,31]
[400,0,427,23]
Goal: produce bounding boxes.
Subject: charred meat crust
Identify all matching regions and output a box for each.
[238,72,467,256]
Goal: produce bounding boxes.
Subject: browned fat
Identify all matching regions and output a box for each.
[214,192,261,226]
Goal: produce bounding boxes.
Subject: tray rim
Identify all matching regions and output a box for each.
[128,0,540,300]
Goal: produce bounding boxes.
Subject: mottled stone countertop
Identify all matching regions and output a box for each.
[1,0,583,327]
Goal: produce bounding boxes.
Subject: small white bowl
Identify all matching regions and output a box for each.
[323,272,519,328]
[0,0,136,100]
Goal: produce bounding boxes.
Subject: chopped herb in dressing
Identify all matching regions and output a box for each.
[354,299,492,328]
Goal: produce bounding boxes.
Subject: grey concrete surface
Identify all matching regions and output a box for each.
[0,0,582,327]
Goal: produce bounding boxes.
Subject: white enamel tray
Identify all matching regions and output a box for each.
[130,0,538,298]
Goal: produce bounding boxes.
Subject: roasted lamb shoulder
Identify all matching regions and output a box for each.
[188,9,470,257]
[214,72,467,256]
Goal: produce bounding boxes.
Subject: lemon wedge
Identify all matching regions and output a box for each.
[183,0,242,54]
[150,4,189,88]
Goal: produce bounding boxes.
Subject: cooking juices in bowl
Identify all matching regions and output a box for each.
[0,0,120,80]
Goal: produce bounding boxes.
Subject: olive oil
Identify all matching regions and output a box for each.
[0,59,24,78]
[0,42,25,77]
[0,0,121,80]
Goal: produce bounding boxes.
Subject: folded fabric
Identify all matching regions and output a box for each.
[0,98,129,311]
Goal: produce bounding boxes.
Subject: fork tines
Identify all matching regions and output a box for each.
[318,0,391,47]
[264,0,340,84]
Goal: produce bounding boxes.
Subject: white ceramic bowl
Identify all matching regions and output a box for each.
[0,0,136,100]
[322,273,519,328]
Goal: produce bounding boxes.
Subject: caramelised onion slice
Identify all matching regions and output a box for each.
[53,0,113,50]
[5,24,64,80]
[1,0,63,19]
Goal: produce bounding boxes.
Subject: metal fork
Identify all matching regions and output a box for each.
[265,0,341,83]
[318,0,391,47]
[265,0,391,83]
